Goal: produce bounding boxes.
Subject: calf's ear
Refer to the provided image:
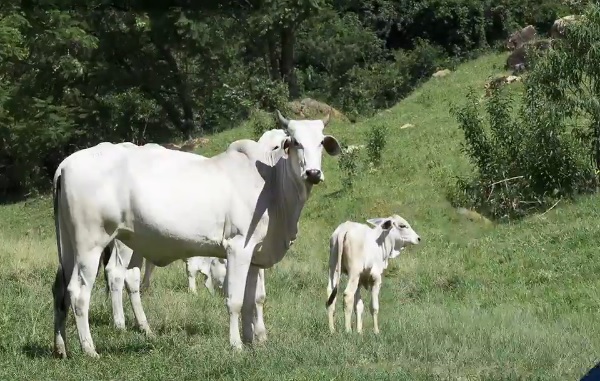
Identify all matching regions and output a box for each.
[380,219,393,230]
[366,218,393,230]
[323,135,341,156]
[366,218,384,227]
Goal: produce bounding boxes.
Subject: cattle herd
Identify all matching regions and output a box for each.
[46,13,585,360]
[50,110,421,359]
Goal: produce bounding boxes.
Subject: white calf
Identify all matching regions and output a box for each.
[141,256,227,296]
[326,215,421,334]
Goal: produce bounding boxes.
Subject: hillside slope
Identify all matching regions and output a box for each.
[1,53,599,380]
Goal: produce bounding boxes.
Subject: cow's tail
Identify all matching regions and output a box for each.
[326,229,345,307]
[102,244,112,296]
[53,172,67,290]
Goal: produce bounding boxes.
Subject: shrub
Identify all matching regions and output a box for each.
[338,144,362,189]
[450,84,594,220]
[365,123,388,167]
[248,108,276,141]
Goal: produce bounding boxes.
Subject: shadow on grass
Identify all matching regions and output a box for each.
[0,192,29,206]
[22,343,53,359]
[23,340,157,359]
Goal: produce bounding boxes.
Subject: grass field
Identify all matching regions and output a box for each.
[1,52,599,380]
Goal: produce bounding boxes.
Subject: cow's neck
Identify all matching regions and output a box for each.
[262,153,311,264]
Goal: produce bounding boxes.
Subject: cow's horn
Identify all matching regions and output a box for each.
[322,110,331,127]
[276,109,290,128]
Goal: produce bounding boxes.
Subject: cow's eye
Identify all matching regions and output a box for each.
[399,224,407,229]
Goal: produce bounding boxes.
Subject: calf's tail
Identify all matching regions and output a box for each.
[326,230,346,307]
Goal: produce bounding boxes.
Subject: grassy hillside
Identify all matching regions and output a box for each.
[1,53,599,380]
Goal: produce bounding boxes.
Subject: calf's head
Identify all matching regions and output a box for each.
[276,110,341,185]
[367,214,421,256]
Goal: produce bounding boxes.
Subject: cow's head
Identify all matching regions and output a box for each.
[367,214,421,254]
[276,110,341,185]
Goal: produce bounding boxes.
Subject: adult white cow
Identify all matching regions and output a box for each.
[326,215,421,334]
[53,142,203,337]
[139,128,288,295]
[52,111,341,358]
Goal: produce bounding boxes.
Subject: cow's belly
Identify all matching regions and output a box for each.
[119,229,226,267]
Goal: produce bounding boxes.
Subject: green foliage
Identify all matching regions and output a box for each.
[0,0,582,196]
[450,3,600,221]
[451,82,595,220]
[249,109,276,141]
[365,123,388,167]
[338,145,361,189]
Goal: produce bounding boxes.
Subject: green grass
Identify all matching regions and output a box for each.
[1,52,599,380]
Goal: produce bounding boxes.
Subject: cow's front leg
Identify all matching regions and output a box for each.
[253,268,267,343]
[242,265,260,344]
[225,238,252,350]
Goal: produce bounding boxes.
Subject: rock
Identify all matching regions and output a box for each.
[288,98,348,122]
[456,207,492,225]
[432,69,451,78]
[162,137,209,152]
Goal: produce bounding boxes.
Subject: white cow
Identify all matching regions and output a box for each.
[140,128,288,295]
[326,215,421,335]
[98,129,284,334]
[53,142,157,336]
[52,111,341,358]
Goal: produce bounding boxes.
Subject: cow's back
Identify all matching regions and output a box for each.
[119,146,268,265]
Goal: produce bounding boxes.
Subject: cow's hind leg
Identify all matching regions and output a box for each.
[68,244,104,358]
[53,266,71,358]
[253,268,267,343]
[104,241,127,331]
[53,211,75,359]
[124,249,152,336]
[225,237,253,350]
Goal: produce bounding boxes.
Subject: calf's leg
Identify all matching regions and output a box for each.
[370,275,382,334]
[124,248,152,336]
[253,268,267,343]
[354,287,364,334]
[185,258,199,294]
[343,274,360,333]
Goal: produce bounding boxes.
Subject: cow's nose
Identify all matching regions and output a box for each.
[417,236,422,242]
[305,169,322,184]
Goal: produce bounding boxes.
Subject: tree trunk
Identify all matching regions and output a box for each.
[266,32,280,81]
[280,26,298,99]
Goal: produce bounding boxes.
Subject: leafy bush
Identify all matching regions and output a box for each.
[450,85,594,221]
[365,123,388,167]
[248,108,276,141]
[338,145,362,189]
[450,3,600,220]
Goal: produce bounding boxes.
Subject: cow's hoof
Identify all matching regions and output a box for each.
[53,347,67,359]
[254,331,267,344]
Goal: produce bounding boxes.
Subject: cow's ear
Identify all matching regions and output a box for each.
[282,137,292,154]
[323,135,341,156]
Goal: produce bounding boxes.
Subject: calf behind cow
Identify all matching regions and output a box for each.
[326,215,421,334]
